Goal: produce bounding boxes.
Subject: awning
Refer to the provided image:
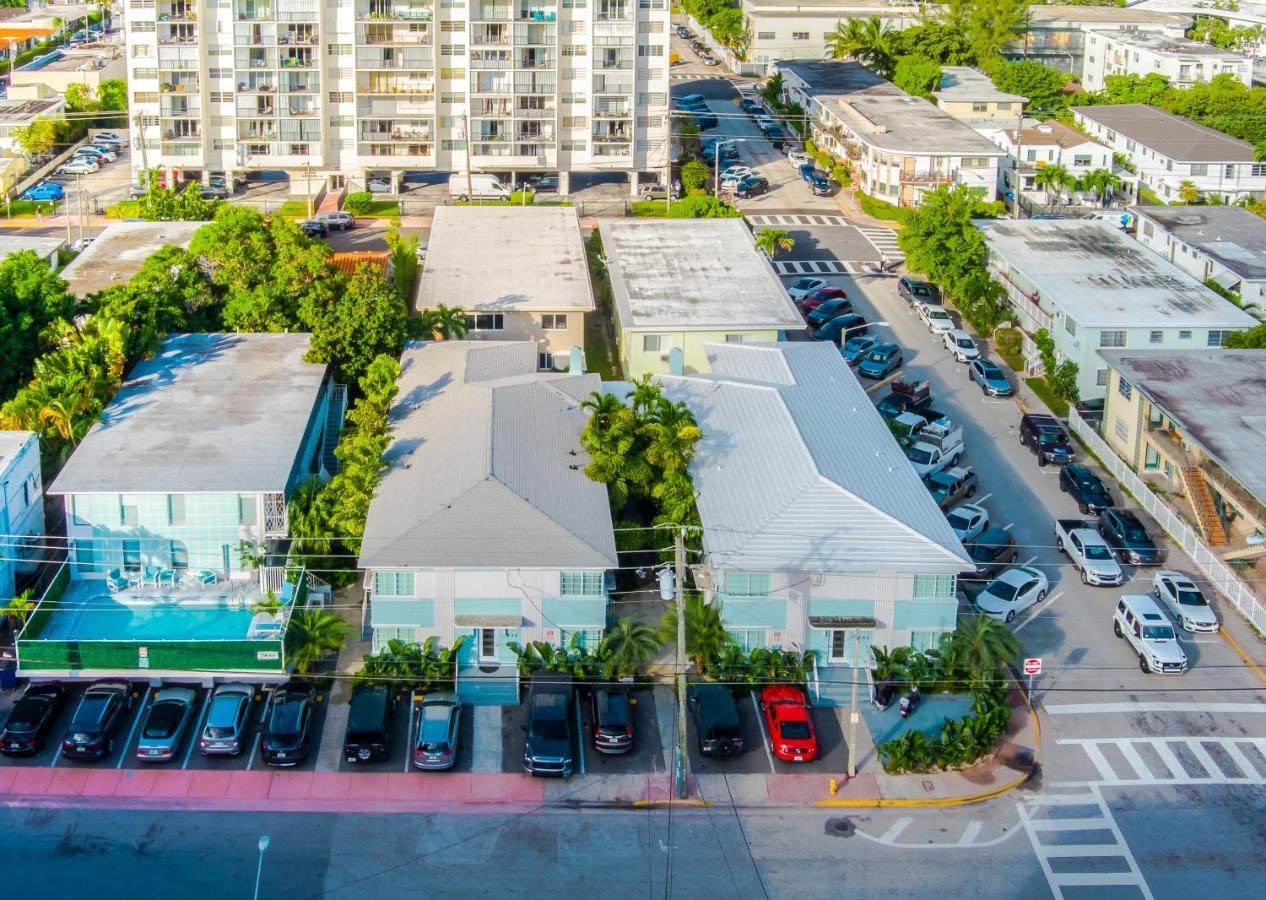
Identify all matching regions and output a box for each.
[1211,269,1242,291]
[0,27,57,41]
[454,614,521,628]
[808,616,878,629]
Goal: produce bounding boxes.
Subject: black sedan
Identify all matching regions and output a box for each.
[1060,463,1113,514]
[261,682,316,767]
[62,681,132,761]
[0,683,66,756]
[299,219,328,238]
[734,175,769,199]
[1098,508,1163,565]
[806,298,854,328]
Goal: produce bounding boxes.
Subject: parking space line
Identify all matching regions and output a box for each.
[404,693,416,774]
[1003,522,1015,531]
[116,686,151,769]
[575,690,586,776]
[749,690,777,774]
[1022,555,1038,566]
[182,691,211,770]
[975,493,992,505]
[247,695,266,770]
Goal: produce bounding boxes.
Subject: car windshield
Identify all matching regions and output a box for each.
[596,691,630,727]
[268,700,303,736]
[843,337,870,352]
[72,697,110,728]
[1082,480,1108,496]
[980,364,1001,378]
[956,338,974,349]
[1124,526,1149,542]
[930,310,950,319]
[1176,588,1207,606]
[986,581,1020,603]
[908,448,933,464]
[1084,545,1114,561]
[866,349,888,362]
[1038,432,1064,445]
[7,698,51,730]
[912,284,931,299]
[792,278,817,290]
[779,721,812,740]
[947,511,973,531]
[972,542,1008,562]
[143,702,184,739]
[207,696,243,729]
[1143,625,1176,640]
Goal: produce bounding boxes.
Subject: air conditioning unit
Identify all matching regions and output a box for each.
[659,353,671,362]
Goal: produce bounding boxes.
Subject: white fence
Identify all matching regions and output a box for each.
[1068,408,1266,634]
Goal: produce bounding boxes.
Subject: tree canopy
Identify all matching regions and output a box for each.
[0,252,77,400]
[991,60,1068,114]
[304,264,409,386]
[892,55,943,100]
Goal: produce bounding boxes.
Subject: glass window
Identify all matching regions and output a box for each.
[1190,164,1207,177]
[121,502,139,527]
[972,102,988,113]
[792,31,809,40]
[1073,154,1092,167]
[1207,330,1230,347]
[374,571,416,597]
[998,102,1012,111]
[1064,316,1077,336]
[76,540,96,575]
[913,574,955,600]
[727,629,769,652]
[1118,378,1132,400]
[1179,329,1192,340]
[238,495,257,526]
[538,353,554,370]
[1096,368,1109,387]
[1149,330,1163,344]
[123,539,142,571]
[726,571,771,596]
[1114,416,1130,441]
[1144,445,1161,470]
[561,571,604,595]
[1252,164,1266,177]
[541,314,568,330]
[168,495,186,526]
[909,630,947,653]
[465,313,504,332]
[171,543,189,570]
[724,334,744,343]
[373,627,415,653]
[642,334,663,352]
[559,627,603,648]
[1099,330,1126,348]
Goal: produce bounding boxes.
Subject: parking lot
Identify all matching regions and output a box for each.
[687,690,851,776]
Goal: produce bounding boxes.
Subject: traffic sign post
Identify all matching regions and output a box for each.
[1023,657,1041,703]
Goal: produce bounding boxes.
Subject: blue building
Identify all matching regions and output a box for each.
[658,342,973,706]
[0,431,45,603]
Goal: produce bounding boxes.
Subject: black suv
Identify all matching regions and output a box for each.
[62,681,132,761]
[964,528,1018,582]
[1019,413,1073,466]
[343,684,393,764]
[688,684,744,758]
[523,674,574,777]
[261,682,316,767]
[1,683,66,756]
[1098,508,1163,565]
[1060,463,1113,514]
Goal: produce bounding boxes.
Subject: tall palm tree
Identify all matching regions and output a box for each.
[1079,168,1121,207]
[416,304,469,340]
[604,617,662,676]
[284,608,353,674]
[287,476,330,555]
[643,400,701,476]
[825,17,894,77]
[659,594,733,672]
[627,374,661,418]
[1033,164,1072,206]
[755,228,795,259]
[951,615,1020,682]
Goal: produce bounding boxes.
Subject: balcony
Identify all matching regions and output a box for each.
[361,23,432,45]
[160,101,201,118]
[287,105,318,117]
[360,76,435,95]
[358,0,434,20]
[280,51,315,68]
[240,126,279,139]
[160,77,200,94]
[516,4,556,20]
[359,142,435,158]
[901,168,958,185]
[593,104,631,118]
[158,2,198,21]
[235,3,274,21]
[162,126,202,141]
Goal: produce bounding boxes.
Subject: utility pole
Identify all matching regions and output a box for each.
[76,171,85,243]
[134,112,149,191]
[847,628,860,778]
[1013,110,1025,220]
[674,527,689,801]
[663,108,672,214]
[463,107,474,202]
[305,164,313,218]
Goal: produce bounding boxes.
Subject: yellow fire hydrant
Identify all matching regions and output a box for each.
[828,777,840,797]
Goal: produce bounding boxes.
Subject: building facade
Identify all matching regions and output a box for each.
[122,0,670,193]
[1082,29,1250,91]
[1005,4,1189,75]
[0,432,45,603]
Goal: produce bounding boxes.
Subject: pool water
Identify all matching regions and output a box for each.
[40,593,257,642]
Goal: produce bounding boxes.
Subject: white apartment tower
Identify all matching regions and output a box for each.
[125,0,669,194]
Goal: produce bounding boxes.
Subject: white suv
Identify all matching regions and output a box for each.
[1113,594,1189,674]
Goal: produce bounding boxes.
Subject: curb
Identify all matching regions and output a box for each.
[1221,627,1266,685]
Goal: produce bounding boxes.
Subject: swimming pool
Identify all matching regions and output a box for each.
[40,584,257,643]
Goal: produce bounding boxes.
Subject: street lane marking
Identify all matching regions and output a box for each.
[115,686,151,769]
[749,690,777,774]
[1045,702,1266,714]
[183,691,211,770]
[1081,742,1116,782]
[1002,522,1014,531]
[1185,739,1224,780]
[1056,737,1266,786]
[1021,555,1038,566]
[975,493,992,505]
[878,817,913,843]
[404,694,417,773]
[1117,741,1151,780]
[957,821,983,846]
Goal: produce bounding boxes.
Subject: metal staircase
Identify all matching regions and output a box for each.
[1181,466,1228,547]
[321,383,348,476]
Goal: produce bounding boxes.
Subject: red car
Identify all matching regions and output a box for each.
[799,286,847,313]
[760,685,817,762]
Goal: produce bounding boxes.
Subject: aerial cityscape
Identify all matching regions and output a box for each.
[3,0,1266,897]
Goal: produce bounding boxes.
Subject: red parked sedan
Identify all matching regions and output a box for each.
[799,286,848,313]
[759,685,818,763]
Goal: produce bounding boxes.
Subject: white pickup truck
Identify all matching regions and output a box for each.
[906,419,963,478]
[1055,518,1125,586]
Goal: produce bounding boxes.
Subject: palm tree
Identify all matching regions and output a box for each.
[285,608,353,674]
[3,591,34,636]
[760,71,784,109]
[1078,168,1121,207]
[627,374,661,418]
[659,593,734,672]
[825,17,894,77]
[604,616,662,676]
[287,476,330,556]
[1178,180,1201,204]
[951,615,1020,683]
[755,227,795,259]
[1033,164,1072,206]
[416,304,469,340]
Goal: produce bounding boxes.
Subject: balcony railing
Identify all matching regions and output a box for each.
[901,169,958,185]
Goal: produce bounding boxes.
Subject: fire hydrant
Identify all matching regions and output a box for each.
[828,777,840,797]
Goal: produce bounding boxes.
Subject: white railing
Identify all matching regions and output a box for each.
[1068,408,1266,634]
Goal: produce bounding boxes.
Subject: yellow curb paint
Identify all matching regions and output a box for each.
[631,799,713,808]
[811,766,1032,809]
[1221,627,1266,685]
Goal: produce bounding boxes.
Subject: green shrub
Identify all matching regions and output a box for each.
[666,195,740,219]
[344,191,374,215]
[815,151,834,170]
[680,159,710,194]
[104,200,145,219]
[804,139,817,155]
[1025,377,1071,418]
[509,190,536,205]
[630,200,668,217]
[857,191,911,225]
[831,164,850,186]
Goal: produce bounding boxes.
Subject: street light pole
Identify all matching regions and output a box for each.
[712,138,736,195]
[254,835,270,900]
[674,527,689,801]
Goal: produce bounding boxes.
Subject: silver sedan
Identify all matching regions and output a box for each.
[135,687,198,763]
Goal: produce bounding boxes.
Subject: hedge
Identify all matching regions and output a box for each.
[857,191,912,225]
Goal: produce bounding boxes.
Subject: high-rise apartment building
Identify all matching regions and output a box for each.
[124,0,669,195]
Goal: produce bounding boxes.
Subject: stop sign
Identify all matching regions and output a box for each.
[1023,657,1042,676]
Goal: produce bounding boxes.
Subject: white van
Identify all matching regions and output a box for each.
[449,173,511,202]
[1113,594,1189,674]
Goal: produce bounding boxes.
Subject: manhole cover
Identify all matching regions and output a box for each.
[824,817,855,838]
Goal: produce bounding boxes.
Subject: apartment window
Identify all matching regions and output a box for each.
[997,102,1012,111]
[642,334,665,352]
[1144,445,1161,470]
[131,21,155,31]
[1208,330,1231,347]
[440,20,463,31]
[757,31,774,40]
[562,116,587,128]
[1118,378,1132,402]
[724,334,744,343]
[1147,330,1162,345]
[910,630,948,653]
[208,91,230,103]
[561,139,586,151]
[727,629,769,652]
[133,68,158,80]
[329,115,352,127]
[1253,164,1266,177]
[562,44,586,56]
[168,495,185,526]
[638,21,664,33]
[441,139,467,150]
[1179,329,1192,340]
[239,495,257,526]
[133,91,158,104]
[328,92,352,103]
[539,352,554,370]
[913,574,955,600]
[559,627,603,648]
[1114,416,1130,442]
[465,313,504,331]
[123,540,142,571]
[440,92,463,104]
[373,571,416,597]
[792,31,809,40]
[1126,139,1136,152]
[1025,149,1037,162]
[213,139,233,150]
[961,157,989,168]
[560,571,604,595]
[638,91,666,106]
[541,313,568,330]
[637,44,663,57]
[76,541,96,575]
[121,502,139,527]
[972,102,988,113]
[1106,130,1116,142]
[441,44,466,56]
[1099,330,1126,348]
[726,571,771,597]
[1063,316,1076,337]
[1073,154,1092,167]
[439,68,466,79]
[132,44,150,58]
[1190,164,1208,177]
[210,68,231,79]
[1096,367,1109,387]
[327,44,351,55]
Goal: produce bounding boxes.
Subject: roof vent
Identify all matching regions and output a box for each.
[1175,214,1204,226]
[1037,125,1053,133]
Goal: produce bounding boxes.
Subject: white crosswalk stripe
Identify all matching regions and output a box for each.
[1057,736,1266,786]
[858,226,904,260]
[771,259,859,276]
[1017,786,1154,900]
[670,73,729,81]
[747,213,853,228]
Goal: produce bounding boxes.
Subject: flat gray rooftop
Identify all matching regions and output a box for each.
[59,222,202,297]
[744,0,917,11]
[984,219,1258,329]
[0,234,63,261]
[777,60,1005,156]
[934,66,1027,104]
[1090,28,1241,57]
[0,98,62,121]
[598,219,803,331]
[1131,205,1266,281]
[1026,4,1186,25]
[49,333,328,495]
[1073,104,1255,162]
[416,206,593,313]
[1099,350,1266,506]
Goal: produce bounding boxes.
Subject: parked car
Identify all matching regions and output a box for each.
[1075,397,1106,428]
[344,684,394,764]
[57,159,99,175]
[799,286,847,313]
[261,682,316,767]
[943,330,979,362]
[135,687,197,763]
[317,211,355,231]
[1152,570,1219,633]
[590,687,634,755]
[813,313,868,345]
[675,24,691,38]
[809,173,837,196]
[299,219,328,238]
[806,297,854,327]
[126,184,148,200]
[69,237,93,253]
[62,681,132,761]
[701,141,738,163]
[1055,519,1125,586]
[638,182,676,201]
[876,378,935,416]
[414,692,462,770]
[857,342,903,379]
[968,359,1013,397]
[701,55,719,66]
[688,683,744,758]
[840,333,880,366]
[1059,463,1113,514]
[523,674,574,777]
[925,466,978,510]
[1114,594,1188,674]
[798,163,817,183]
[919,304,955,334]
[1019,413,1072,466]
[92,131,123,144]
[734,175,769,199]
[760,685,817,763]
[787,150,810,168]
[199,682,254,756]
[199,185,228,200]
[964,528,1018,582]
[898,276,939,307]
[0,683,66,756]
[945,502,989,543]
[22,181,64,201]
[694,113,719,130]
[1098,507,1163,565]
[367,177,392,193]
[526,173,559,192]
[739,98,762,115]
[786,277,827,302]
[973,566,1049,623]
[74,146,115,163]
[675,93,707,109]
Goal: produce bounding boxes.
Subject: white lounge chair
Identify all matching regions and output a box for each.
[105,569,129,593]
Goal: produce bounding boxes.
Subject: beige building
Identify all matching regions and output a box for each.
[932,66,1026,127]
[6,49,125,101]
[1100,350,1266,561]
[416,206,593,371]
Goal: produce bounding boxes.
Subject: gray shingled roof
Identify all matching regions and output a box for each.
[49,334,328,495]
[657,342,971,573]
[1072,104,1256,162]
[357,341,618,570]
[1130,205,1266,281]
